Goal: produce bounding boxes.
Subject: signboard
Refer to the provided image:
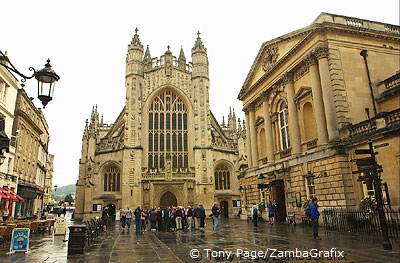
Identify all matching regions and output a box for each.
[10,228,30,253]
[54,217,67,236]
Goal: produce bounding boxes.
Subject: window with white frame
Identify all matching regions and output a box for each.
[306,176,316,199]
[278,100,290,150]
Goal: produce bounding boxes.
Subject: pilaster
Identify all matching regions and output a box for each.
[262,99,274,162]
[314,45,339,141]
[306,54,329,145]
[282,72,301,153]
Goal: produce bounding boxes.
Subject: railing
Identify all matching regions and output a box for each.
[141,171,195,180]
[348,119,377,137]
[384,24,400,33]
[346,18,363,28]
[306,138,318,150]
[279,148,291,159]
[322,208,400,238]
[383,72,400,90]
[385,108,400,127]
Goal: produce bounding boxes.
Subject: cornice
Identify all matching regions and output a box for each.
[238,21,400,101]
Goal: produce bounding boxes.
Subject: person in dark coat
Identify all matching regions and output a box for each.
[199,205,206,229]
[134,206,142,233]
[193,205,200,230]
[156,207,163,231]
[150,209,158,231]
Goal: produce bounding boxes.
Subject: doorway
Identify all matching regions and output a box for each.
[106,203,116,221]
[220,200,229,218]
[160,191,177,208]
[270,180,287,223]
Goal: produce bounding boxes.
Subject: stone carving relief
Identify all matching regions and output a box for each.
[262,46,279,72]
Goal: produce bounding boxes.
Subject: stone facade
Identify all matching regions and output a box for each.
[0,55,19,218]
[238,13,400,222]
[12,89,51,218]
[75,31,242,220]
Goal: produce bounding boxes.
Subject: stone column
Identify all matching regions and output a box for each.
[307,54,329,144]
[245,111,253,167]
[314,45,339,141]
[262,100,274,162]
[249,107,259,167]
[282,72,301,154]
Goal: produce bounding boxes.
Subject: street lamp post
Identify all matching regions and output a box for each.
[0,51,60,108]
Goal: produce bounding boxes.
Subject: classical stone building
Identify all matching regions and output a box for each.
[12,88,51,218]
[238,13,400,222]
[75,31,242,220]
[0,53,19,219]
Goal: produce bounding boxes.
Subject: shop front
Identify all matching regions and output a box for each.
[0,186,25,220]
[15,184,37,219]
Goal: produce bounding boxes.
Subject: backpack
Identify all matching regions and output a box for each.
[305,205,311,218]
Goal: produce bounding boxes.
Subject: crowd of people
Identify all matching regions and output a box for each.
[102,198,321,239]
[114,204,223,233]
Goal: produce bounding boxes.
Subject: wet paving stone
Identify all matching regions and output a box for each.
[0,219,399,262]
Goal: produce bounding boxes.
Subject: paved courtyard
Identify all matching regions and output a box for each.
[0,219,399,263]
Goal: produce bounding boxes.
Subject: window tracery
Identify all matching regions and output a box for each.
[214,164,230,190]
[104,166,120,192]
[148,89,188,169]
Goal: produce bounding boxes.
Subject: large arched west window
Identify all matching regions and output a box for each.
[148,89,188,169]
[214,164,231,190]
[103,166,120,192]
[278,100,290,150]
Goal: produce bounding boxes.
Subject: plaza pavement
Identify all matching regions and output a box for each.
[0,218,398,263]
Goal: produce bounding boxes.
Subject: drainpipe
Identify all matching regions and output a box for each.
[360,50,378,116]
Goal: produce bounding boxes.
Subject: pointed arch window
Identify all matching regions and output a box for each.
[278,100,290,150]
[214,164,231,190]
[148,89,188,169]
[104,166,120,192]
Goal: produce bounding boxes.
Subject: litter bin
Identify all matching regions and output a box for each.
[68,225,87,255]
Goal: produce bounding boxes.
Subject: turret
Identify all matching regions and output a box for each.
[143,45,152,71]
[126,28,144,77]
[191,31,209,79]
[178,46,186,70]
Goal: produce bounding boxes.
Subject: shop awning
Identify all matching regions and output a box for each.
[14,193,25,202]
[2,187,20,202]
[0,191,9,200]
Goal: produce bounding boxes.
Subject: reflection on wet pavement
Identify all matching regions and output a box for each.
[0,219,398,262]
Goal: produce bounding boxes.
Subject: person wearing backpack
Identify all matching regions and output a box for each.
[307,197,321,240]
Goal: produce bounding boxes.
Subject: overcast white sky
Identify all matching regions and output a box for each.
[1,1,399,187]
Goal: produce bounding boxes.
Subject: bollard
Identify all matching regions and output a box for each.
[67,225,87,255]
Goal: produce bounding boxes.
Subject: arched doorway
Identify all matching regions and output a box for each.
[160,191,177,208]
[220,200,229,218]
[106,203,116,221]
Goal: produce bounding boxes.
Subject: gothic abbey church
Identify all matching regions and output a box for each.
[75,30,243,220]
